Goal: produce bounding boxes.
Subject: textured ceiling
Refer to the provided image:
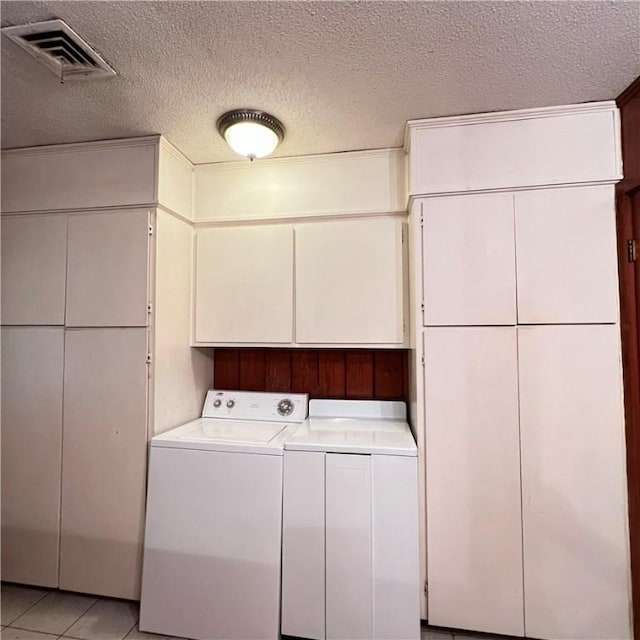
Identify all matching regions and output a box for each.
[1,0,639,164]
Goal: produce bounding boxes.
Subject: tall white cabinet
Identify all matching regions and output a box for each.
[1,137,213,599]
[408,103,631,640]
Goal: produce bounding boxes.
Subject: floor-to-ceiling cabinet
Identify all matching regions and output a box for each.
[408,102,631,640]
[1,137,213,599]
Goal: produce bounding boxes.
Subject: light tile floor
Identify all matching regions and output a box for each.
[0,585,177,640]
[2,583,520,640]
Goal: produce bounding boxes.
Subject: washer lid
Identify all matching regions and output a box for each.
[285,416,417,457]
[151,418,295,455]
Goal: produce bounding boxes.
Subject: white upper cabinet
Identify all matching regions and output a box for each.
[1,214,67,325]
[195,225,294,343]
[406,103,621,195]
[1,140,157,213]
[424,327,524,636]
[1,327,64,588]
[515,185,619,324]
[421,194,516,326]
[66,210,150,327]
[518,325,630,640]
[295,218,405,344]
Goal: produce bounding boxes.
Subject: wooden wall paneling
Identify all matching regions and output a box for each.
[265,349,292,391]
[618,75,640,184]
[291,351,320,396]
[238,350,267,391]
[617,75,640,640]
[345,352,374,399]
[373,350,406,400]
[213,348,409,403]
[318,351,346,398]
[213,349,240,390]
[632,190,640,640]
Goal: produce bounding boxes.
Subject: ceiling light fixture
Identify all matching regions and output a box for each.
[216,109,285,161]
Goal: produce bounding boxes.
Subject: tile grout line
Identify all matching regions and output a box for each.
[3,587,51,626]
[58,596,101,638]
[123,618,140,640]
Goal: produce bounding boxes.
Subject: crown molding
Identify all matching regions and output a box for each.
[159,136,194,169]
[406,179,621,207]
[1,135,162,157]
[194,209,407,227]
[193,147,404,173]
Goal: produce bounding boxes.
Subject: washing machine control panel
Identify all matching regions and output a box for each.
[202,390,309,422]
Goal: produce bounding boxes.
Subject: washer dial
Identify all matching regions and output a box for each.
[277,398,294,416]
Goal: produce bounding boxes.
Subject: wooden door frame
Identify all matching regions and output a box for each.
[616,74,640,640]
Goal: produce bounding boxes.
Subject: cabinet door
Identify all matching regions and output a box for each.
[326,453,373,640]
[422,194,516,325]
[66,210,150,327]
[515,186,619,323]
[371,455,420,640]
[424,327,524,636]
[1,327,64,587]
[519,325,631,640]
[295,218,404,344]
[281,451,326,640]
[194,225,293,343]
[60,328,148,599]
[1,214,67,325]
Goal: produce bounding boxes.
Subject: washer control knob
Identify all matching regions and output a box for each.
[277,398,294,416]
[226,399,235,409]
[213,399,222,408]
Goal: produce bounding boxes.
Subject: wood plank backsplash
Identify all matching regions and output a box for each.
[214,348,409,403]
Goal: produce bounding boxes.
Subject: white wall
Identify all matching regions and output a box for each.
[194,148,406,222]
[152,210,213,435]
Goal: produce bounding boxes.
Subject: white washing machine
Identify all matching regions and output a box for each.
[139,390,308,640]
[281,399,420,640]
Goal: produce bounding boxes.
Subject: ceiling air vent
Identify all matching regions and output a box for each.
[2,19,116,80]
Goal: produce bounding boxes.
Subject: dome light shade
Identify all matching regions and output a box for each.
[216,110,285,160]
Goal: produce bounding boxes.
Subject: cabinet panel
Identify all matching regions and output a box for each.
[424,327,524,636]
[281,451,325,639]
[371,455,420,640]
[408,106,620,195]
[195,226,293,343]
[66,210,150,327]
[295,218,404,344]
[519,325,631,640]
[60,328,148,599]
[326,454,372,640]
[422,194,516,325]
[1,215,67,325]
[515,186,619,324]
[1,327,64,587]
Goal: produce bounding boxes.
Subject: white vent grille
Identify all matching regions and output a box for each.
[2,19,116,80]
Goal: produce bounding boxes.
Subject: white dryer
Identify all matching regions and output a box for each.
[281,399,420,640]
[139,390,308,640]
